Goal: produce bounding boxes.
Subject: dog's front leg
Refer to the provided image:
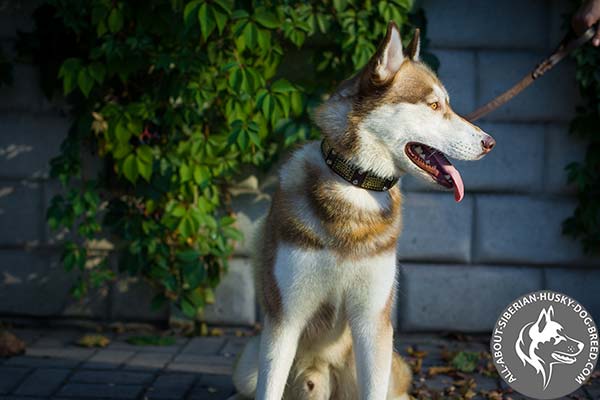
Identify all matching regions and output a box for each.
[350,307,393,400]
[347,259,396,400]
[255,315,302,400]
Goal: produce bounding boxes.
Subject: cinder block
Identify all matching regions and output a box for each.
[0,64,52,111]
[0,181,42,245]
[545,267,600,323]
[549,0,574,47]
[402,122,545,193]
[110,274,169,322]
[474,195,586,264]
[477,51,578,121]
[397,193,473,263]
[0,113,68,179]
[544,123,587,193]
[230,192,270,257]
[230,173,277,256]
[0,1,37,38]
[397,263,544,332]
[204,258,256,325]
[0,249,109,317]
[433,49,476,115]
[422,0,547,49]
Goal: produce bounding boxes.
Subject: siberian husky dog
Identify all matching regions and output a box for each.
[233,22,495,400]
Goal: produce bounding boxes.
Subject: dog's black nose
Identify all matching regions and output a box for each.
[481,136,496,154]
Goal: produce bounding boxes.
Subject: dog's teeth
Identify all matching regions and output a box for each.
[444,174,450,179]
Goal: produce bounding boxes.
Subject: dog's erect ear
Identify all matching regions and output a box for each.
[534,307,552,333]
[406,28,421,60]
[368,21,404,84]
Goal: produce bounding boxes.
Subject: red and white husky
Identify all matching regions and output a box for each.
[233,22,495,400]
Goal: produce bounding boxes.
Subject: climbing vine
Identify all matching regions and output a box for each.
[562,1,600,254]
[16,0,435,318]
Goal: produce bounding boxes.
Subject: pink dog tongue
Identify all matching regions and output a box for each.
[432,152,465,202]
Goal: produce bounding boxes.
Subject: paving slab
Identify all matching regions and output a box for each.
[4,355,79,369]
[144,373,198,399]
[188,375,236,400]
[180,337,226,356]
[0,328,597,400]
[56,383,143,399]
[82,350,135,370]
[69,370,154,385]
[0,367,30,394]
[13,368,70,397]
[124,352,174,371]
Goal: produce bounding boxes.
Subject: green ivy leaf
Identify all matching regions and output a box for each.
[237,130,250,150]
[58,58,82,95]
[177,214,197,238]
[137,157,152,181]
[212,0,232,15]
[122,153,139,183]
[136,145,153,163]
[332,0,348,12]
[77,68,94,97]
[213,7,228,34]
[183,0,202,25]
[271,79,295,93]
[177,249,200,263]
[261,93,274,118]
[180,164,192,182]
[254,8,279,29]
[198,3,216,40]
[180,297,197,318]
[115,120,131,142]
[108,8,124,33]
[88,63,106,84]
[242,22,258,49]
[228,67,243,91]
[193,165,210,185]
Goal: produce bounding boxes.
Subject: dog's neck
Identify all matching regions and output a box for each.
[314,95,400,182]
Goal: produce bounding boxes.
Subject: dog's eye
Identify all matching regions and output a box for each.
[429,102,440,110]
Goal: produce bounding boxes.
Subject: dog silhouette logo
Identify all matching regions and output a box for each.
[515,306,584,390]
[491,291,598,399]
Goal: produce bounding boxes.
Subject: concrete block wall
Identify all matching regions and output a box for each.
[396,0,599,331]
[0,0,112,320]
[1,0,599,331]
[0,0,254,324]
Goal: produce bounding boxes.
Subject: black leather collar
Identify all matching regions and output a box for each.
[321,140,398,192]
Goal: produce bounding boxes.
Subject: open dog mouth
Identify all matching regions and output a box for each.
[405,142,465,202]
[552,351,577,364]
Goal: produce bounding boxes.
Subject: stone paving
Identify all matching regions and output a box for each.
[0,327,598,400]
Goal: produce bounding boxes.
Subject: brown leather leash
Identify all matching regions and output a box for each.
[465,24,598,122]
